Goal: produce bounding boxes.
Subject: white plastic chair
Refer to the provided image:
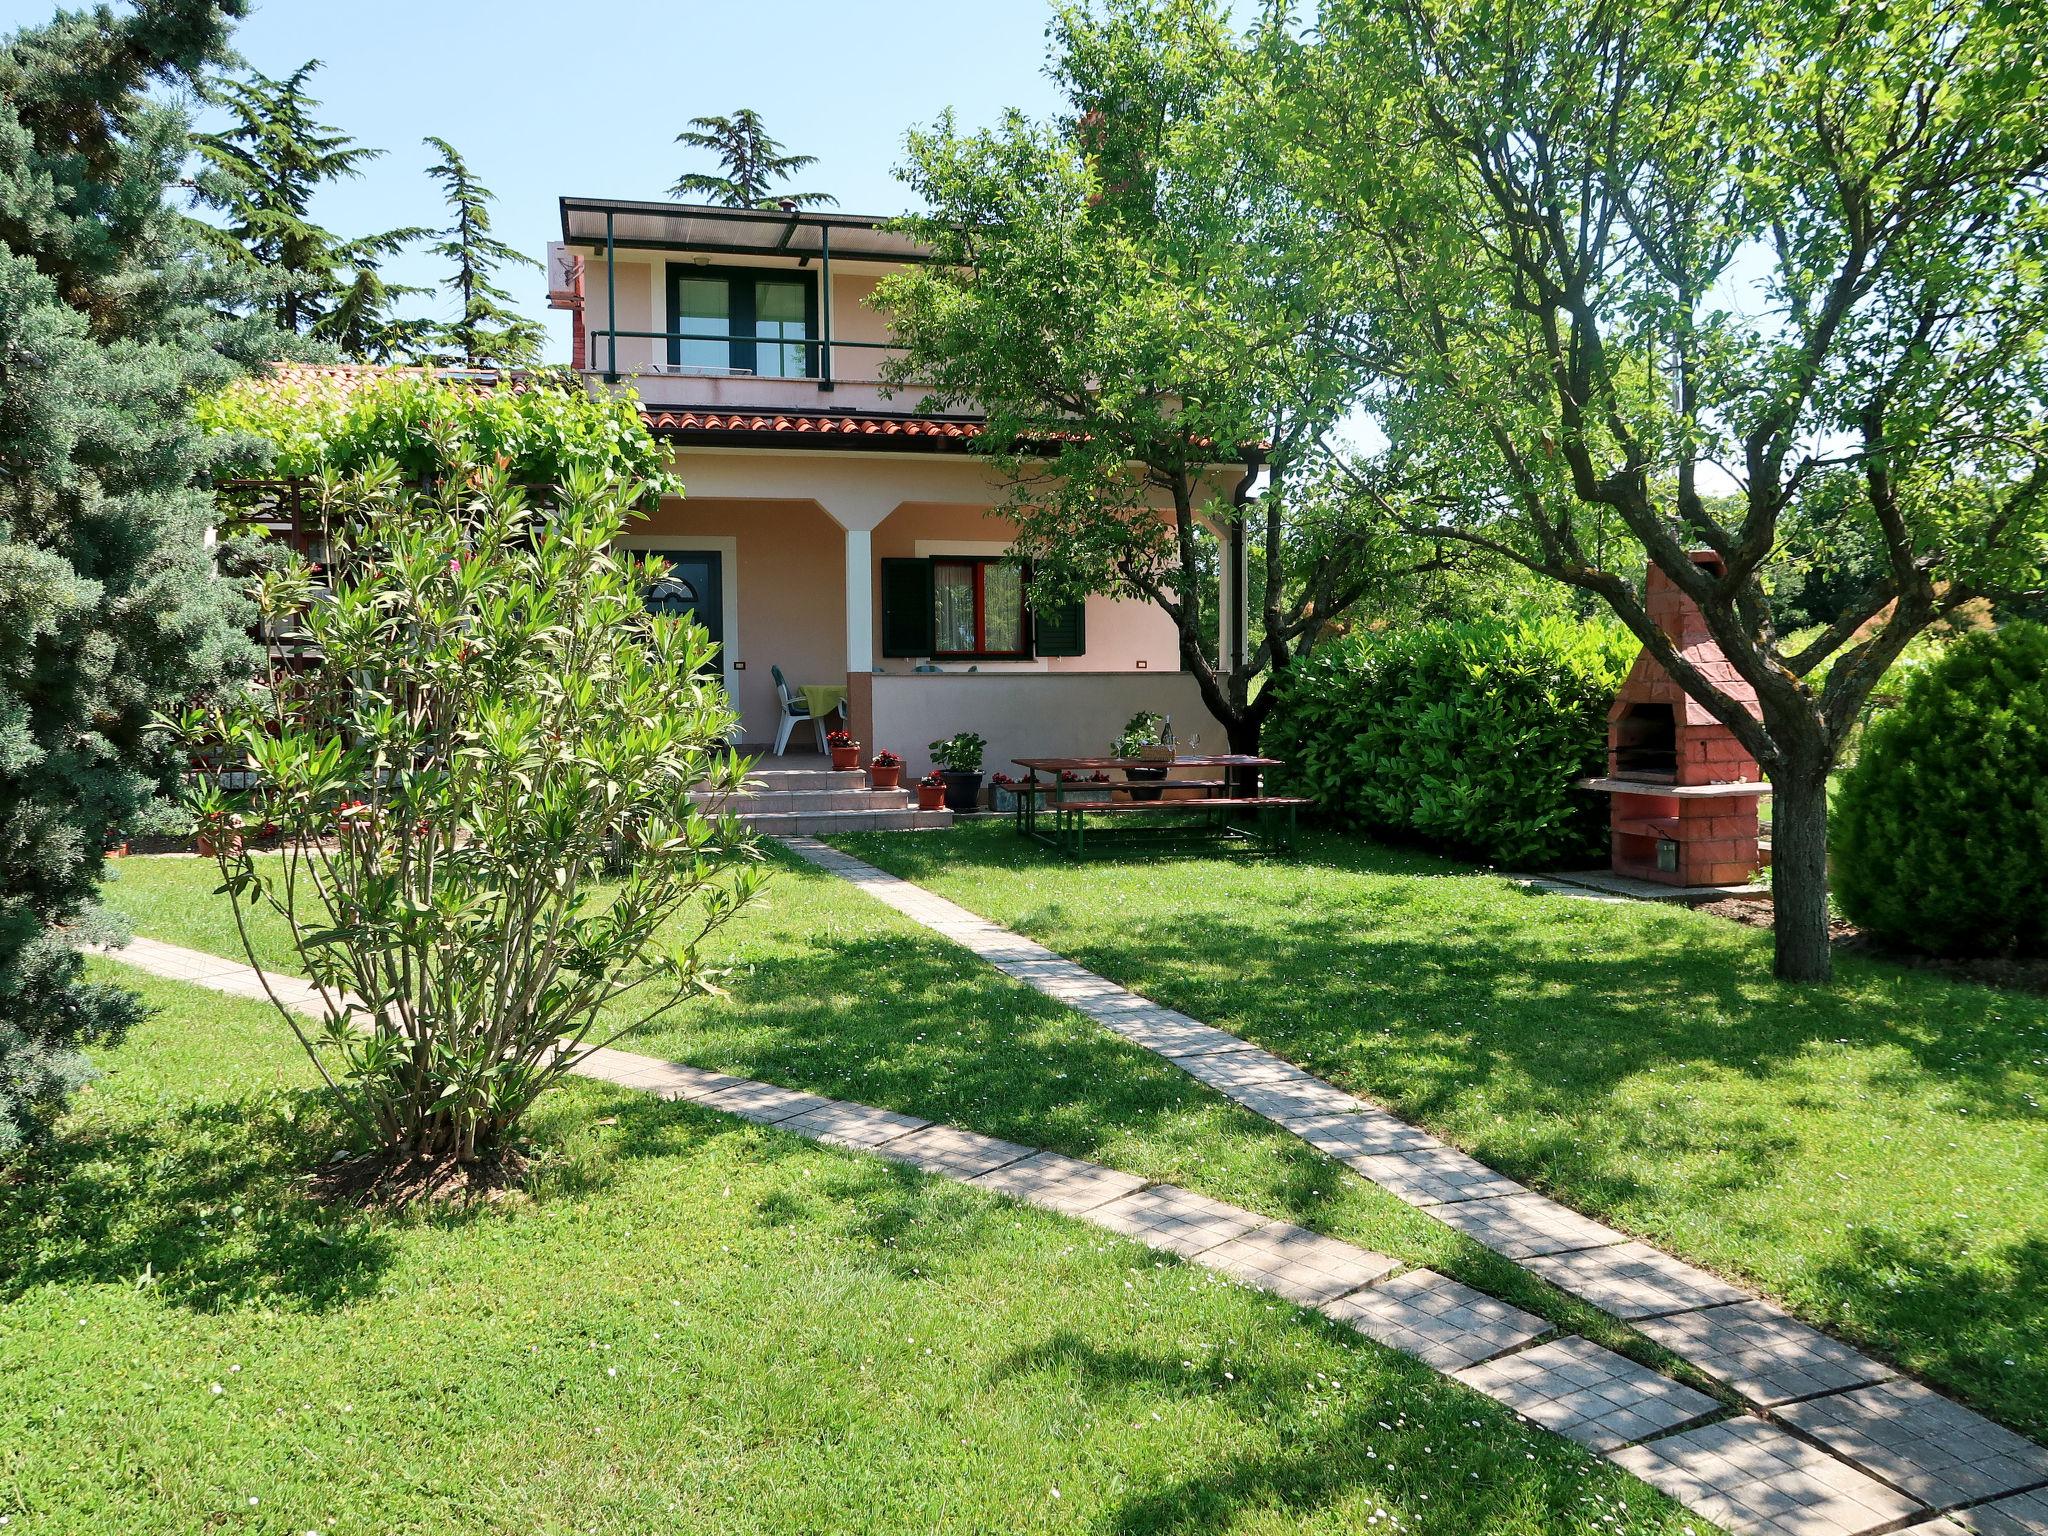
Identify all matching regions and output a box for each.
[771,665,840,756]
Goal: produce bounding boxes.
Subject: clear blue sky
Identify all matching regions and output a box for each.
[1,0,1069,359]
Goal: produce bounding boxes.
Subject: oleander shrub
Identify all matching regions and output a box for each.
[166,455,764,1172]
[1267,616,1634,866]
[1832,623,2048,959]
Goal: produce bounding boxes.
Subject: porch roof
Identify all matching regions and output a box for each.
[559,198,935,265]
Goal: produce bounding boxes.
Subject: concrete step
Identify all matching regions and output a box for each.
[738,768,871,793]
[741,808,953,835]
[696,788,913,815]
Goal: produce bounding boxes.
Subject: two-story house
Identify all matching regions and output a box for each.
[549,197,1235,774]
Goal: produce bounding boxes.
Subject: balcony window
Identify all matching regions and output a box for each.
[666,267,816,377]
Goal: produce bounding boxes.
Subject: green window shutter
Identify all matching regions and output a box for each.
[880,558,935,657]
[1033,595,1087,657]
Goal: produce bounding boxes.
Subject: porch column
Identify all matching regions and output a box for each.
[844,525,873,674]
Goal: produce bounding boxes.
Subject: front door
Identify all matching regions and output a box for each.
[643,550,725,656]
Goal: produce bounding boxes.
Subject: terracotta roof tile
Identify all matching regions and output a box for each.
[641,408,985,444]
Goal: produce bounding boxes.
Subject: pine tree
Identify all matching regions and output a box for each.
[421,136,544,369]
[669,109,836,209]
[0,0,261,1159]
[190,59,428,353]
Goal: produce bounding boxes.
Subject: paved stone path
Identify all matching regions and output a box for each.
[778,837,2048,1536]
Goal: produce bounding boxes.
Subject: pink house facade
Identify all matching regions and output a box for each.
[550,198,1236,774]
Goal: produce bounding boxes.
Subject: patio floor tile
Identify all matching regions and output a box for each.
[1319,1268,1550,1370]
[1347,1145,1529,1206]
[1633,1301,1894,1407]
[1522,1240,1752,1319]
[1609,1416,1925,1536]
[968,1150,1147,1217]
[1088,1184,1270,1258]
[1452,1336,1719,1451]
[873,1124,1039,1180]
[1421,1191,1629,1259]
[1776,1378,2048,1510]
[1195,1219,1399,1305]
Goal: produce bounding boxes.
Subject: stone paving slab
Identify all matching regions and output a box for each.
[1954,1487,2048,1536]
[1348,1145,1529,1206]
[1522,1240,1753,1319]
[873,1124,1039,1180]
[620,1061,756,1103]
[1118,1016,1264,1058]
[774,1099,931,1152]
[1422,1191,1630,1259]
[1291,1110,1442,1160]
[1195,1218,1400,1306]
[1776,1378,2048,1510]
[1610,1416,1925,1536]
[1452,1335,1719,1451]
[968,1150,1148,1217]
[1633,1301,1895,1407]
[1319,1268,1551,1371]
[693,1079,838,1126]
[1089,1184,1271,1258]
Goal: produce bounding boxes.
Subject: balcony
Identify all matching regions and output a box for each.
[554,197,942,416]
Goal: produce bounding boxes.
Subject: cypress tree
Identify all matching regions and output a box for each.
[0,0,260,1159]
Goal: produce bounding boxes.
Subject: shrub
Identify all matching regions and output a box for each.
[1266,615,1634,867]
[167,455,764,1169]
[1832,623,2048,959]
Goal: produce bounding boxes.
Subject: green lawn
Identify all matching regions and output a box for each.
[92,852,1725,1389]
[1,963,1705,1534]
[816,824,2048,1441]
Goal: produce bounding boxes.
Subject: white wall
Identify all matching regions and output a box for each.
[869,671,1229,779]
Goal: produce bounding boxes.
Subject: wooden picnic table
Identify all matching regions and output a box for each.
[1011,754,1304,856]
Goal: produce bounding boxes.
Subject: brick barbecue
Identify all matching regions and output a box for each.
[1579,554,1769,887]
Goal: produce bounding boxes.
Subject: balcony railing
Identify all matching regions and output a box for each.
[582,327,906,391]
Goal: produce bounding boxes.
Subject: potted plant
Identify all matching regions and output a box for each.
[915,771,948,812]
[1112,712,1171,801]
[195,811,245,860]
[827,728,861,772]
[927,731,988,812]
[869,749,903,791]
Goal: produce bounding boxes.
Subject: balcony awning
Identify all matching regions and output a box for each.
[559,198,934,264]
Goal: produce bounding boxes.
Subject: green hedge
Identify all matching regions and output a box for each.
[1266,616,1635,867]
[1832,623,2048,959]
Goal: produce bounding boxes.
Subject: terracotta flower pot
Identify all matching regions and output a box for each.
[869,761,903,790]
[195,830,244,859]
[830,743,860,771]
[916,782,947,811]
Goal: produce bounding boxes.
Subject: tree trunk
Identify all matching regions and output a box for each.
[1223,712,1263,756]
[1770,760,1833,983]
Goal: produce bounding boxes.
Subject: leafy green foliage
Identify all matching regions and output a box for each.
[1833,624,2048,959]
[190,59,429,353]
[420,135,544,368]
[878,4,1439,750]
[0,0,259,1161]
[167,453,764,1161]
[926,732,987,773]
[1266,617,1634,866]
[669,108,835,209]
[198,366,679,501]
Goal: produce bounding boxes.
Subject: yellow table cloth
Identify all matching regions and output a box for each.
[799,684,847,720]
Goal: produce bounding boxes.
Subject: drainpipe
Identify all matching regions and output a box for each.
[818,221,834,392]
